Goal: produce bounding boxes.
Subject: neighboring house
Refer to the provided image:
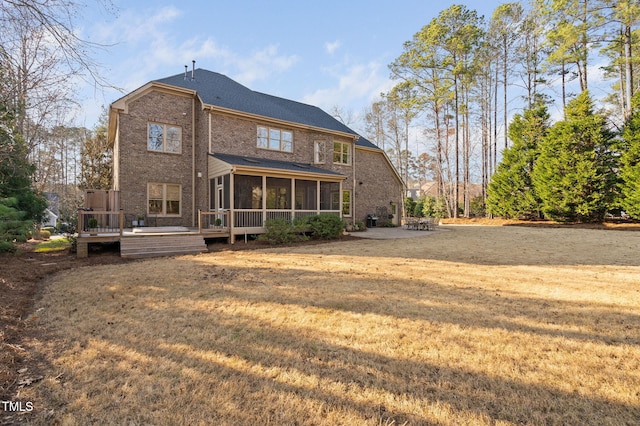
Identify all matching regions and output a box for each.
[42,208,58,228]
[108,68,403,241]
[420,181,483,200]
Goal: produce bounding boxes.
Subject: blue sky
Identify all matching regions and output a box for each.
[76,0,507,131]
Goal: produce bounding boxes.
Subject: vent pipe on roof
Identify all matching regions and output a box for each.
[191,60,195,81]
[184,65,188,80]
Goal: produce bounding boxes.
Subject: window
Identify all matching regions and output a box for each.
[333,141,350,165]
[342,190,352,216]
[148,183,181,216]
[148,123,181,153]
[314,141,325,164]
[257,126,292,152]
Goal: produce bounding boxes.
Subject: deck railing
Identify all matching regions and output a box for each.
[78,209,124,236]
[198,211,230,234]
[234,209,341,229]
[77,209,341,237]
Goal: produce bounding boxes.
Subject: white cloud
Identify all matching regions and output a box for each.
[324,40,341,55]
[302,61,393,112]
[94,5,183,46]
[232,45,299,85]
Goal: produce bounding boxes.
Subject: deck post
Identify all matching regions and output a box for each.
[77,240,88,258]
[119,210,124,236]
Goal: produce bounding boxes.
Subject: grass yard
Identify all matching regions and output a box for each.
[18,226,640,425]
[33,237,72,253]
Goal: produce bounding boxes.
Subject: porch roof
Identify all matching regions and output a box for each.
[209,153,346,180]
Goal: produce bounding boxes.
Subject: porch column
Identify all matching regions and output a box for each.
[262,175,267,226]
[316,181,321,215]
[229,173,235,244]
[291,178,296,221]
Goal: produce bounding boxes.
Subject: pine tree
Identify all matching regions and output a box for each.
[619,94,640,219]
[487,101,549,218]
[532,91,616,222]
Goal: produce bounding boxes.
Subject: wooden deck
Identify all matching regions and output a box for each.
[76,211,231,258]
[77,228,231,258]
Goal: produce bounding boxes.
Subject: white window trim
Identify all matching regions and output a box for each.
[314,141,326,164]
[257,125,293,153]
[147,183,182,217]
[148,122,182,154]
[342,190,352,217]
[333,141,351,165]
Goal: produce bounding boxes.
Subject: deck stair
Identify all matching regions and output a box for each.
[120,233,207,259]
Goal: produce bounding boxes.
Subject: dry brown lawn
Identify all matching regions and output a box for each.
[15,225,640,425]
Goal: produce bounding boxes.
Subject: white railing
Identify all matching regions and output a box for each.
[266,210,292,222]
[235,210,264,228]
[234,209,341,228]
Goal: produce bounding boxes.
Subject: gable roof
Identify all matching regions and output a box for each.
[155,69,358,138]
[354,135,379,150]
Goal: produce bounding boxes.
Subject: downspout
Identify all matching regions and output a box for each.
[353,136,358,222]
[192,96,196,227]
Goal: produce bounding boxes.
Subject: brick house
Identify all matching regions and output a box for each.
[108,68,403,241]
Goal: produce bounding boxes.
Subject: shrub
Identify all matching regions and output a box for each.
[0,197,32,251]
[39,229,51,240]
[0,240,15,253]
[65,233,78,253]
[413,199,425,217]
[301,214,344,240]
[404,197,416,216]
[259,218,307,245]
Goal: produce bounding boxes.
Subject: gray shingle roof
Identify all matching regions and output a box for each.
[210,152,346,178]
[156,69,358,137]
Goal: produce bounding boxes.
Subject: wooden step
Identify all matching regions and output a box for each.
[120,234,207,259]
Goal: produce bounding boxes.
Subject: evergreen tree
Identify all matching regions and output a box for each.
[532,91,616,222]
[619,94,640,219]
[0,103,46,222]
[78,111,113,190]
[0,102,46,250]
[487,101,549,218]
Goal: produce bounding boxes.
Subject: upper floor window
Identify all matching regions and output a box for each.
[257,126,292,152]
[148,123,181,154]
[333,141,351,165]
[314,141,326,164]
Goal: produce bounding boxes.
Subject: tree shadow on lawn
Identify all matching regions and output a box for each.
[207,265,640,348]
[29,259,640,425]
[58,295,640,425]
[340,226,640,267]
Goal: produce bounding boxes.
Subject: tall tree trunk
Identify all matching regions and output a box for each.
[503,36,508,150]
[562,60,567,118]
[624,24,633,120]
[493,61,498,172]
[454,74,460,219]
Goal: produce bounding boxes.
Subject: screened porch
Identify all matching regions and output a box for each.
[207,153,348,240]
